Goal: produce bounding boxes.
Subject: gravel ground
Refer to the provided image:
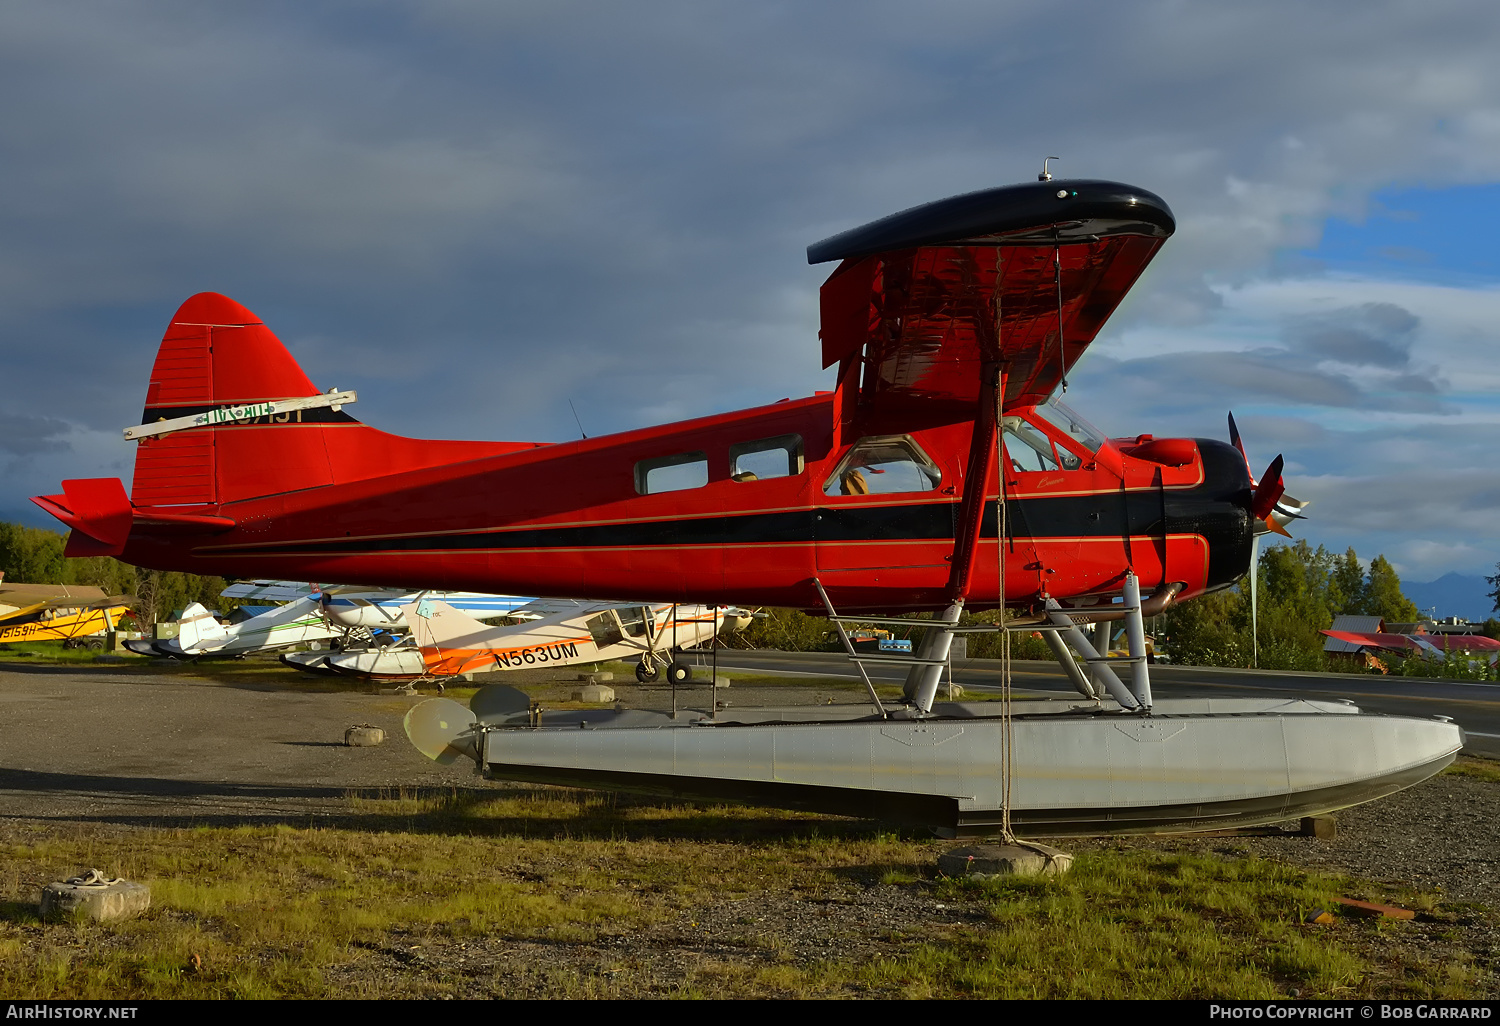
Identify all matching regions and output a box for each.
[2,657,1497,997]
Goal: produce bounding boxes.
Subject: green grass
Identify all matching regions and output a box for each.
[0,789,1485,999]
[1441,755,1500,783]
[0,641,141,663]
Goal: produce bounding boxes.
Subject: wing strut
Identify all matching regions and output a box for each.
[946,362,1003,602]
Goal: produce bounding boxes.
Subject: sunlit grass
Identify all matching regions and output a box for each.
[1441,755,1500,783]
[0,641,141,663]
[0,791,1485,999]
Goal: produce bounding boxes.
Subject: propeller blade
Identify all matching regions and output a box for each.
[470,683,532,725]
[403,698,478,764]
[1249,455,1286,520]
[1227,411,1248,468]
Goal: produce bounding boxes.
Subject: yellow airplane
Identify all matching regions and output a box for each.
[0,604,131,648]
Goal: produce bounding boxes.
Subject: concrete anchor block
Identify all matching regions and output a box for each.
[943,683,964,699]
[41,870,150,922]
[345,724,385,746]
[938,843,1072,879]
[691,671,730,687]
[577,672,614,683]
[1301,816,1337,840]
[572,684,615,703]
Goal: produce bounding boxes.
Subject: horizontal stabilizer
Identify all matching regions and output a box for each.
[31,478,133,557]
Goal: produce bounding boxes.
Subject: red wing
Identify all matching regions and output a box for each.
[811,179,1173,414]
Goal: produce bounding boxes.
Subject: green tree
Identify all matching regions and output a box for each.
[1329,547,1365,616]
[1163,587,1248,667]
[1486,561,1500,614]
[0,521,68,584]
[133,569,230,627]
[0,519,229,627]
[1363,555,1419,623]
[732,608,835,651]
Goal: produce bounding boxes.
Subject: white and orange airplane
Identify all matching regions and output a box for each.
[391,598,751,684]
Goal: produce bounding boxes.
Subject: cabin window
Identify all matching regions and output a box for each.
[635,451,709,495]
[614,605,651,639]
[1002,418,1062,473]
[585,611,624,648]
[729,434,803,482]
[823,436,941,496]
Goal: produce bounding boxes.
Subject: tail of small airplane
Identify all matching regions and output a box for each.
[34,293,535,555]
[175,602,228,653]
[404,599,495,651]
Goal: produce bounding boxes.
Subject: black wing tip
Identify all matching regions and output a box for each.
[806,178,1175,265]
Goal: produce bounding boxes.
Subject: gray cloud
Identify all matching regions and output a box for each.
[0,414,70,456]
[2,0,1500,577]
[1288,302,1419,368]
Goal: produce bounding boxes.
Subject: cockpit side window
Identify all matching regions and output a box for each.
[1002,418,1061,473]
[822,436,942,496]
[1033,397,1106,455]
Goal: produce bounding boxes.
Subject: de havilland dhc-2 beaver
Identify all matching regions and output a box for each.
[33,175,1462,836]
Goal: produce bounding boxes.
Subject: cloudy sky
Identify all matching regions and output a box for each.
[4,0,1500,589]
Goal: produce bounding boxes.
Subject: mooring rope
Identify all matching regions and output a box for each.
[995,362,1015,844]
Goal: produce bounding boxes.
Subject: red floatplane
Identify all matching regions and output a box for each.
[33,177,1461,835]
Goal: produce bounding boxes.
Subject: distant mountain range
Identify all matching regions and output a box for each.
[1402,573,1497,623]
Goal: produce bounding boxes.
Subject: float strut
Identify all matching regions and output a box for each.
[1122,573,1153,709]
[1044,599,1140,710]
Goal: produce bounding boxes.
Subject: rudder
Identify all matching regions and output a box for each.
[129,293,532,509]
[132,293,342,506]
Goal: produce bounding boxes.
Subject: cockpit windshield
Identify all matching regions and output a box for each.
[1033,396,1107,454]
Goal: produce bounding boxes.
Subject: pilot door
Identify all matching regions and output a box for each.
[1001,400,1140,600]
[814,433,954,599]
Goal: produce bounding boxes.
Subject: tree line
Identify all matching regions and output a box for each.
[736,540,1500,675]
[1161,541,1483,671]
[0,520,233,627]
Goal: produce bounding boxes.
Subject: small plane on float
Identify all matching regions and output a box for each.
[32,171,1460,836]
[294,598,753,684]
[126,579,536,658]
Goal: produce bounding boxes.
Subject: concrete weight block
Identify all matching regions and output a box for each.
[938,843,1072,879]
[41,870,150,922]
[345,725,385,746]
[572,684,615,703]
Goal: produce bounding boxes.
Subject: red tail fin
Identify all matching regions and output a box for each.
[132,293,333,506]
[130,293,529,508]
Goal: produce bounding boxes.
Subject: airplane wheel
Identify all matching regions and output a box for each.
[87,638,105,652]
[665,661,692,686]
[635,661,660,683]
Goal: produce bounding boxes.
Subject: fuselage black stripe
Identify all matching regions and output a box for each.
[141,404,358,425]
[195,438,1254,590]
